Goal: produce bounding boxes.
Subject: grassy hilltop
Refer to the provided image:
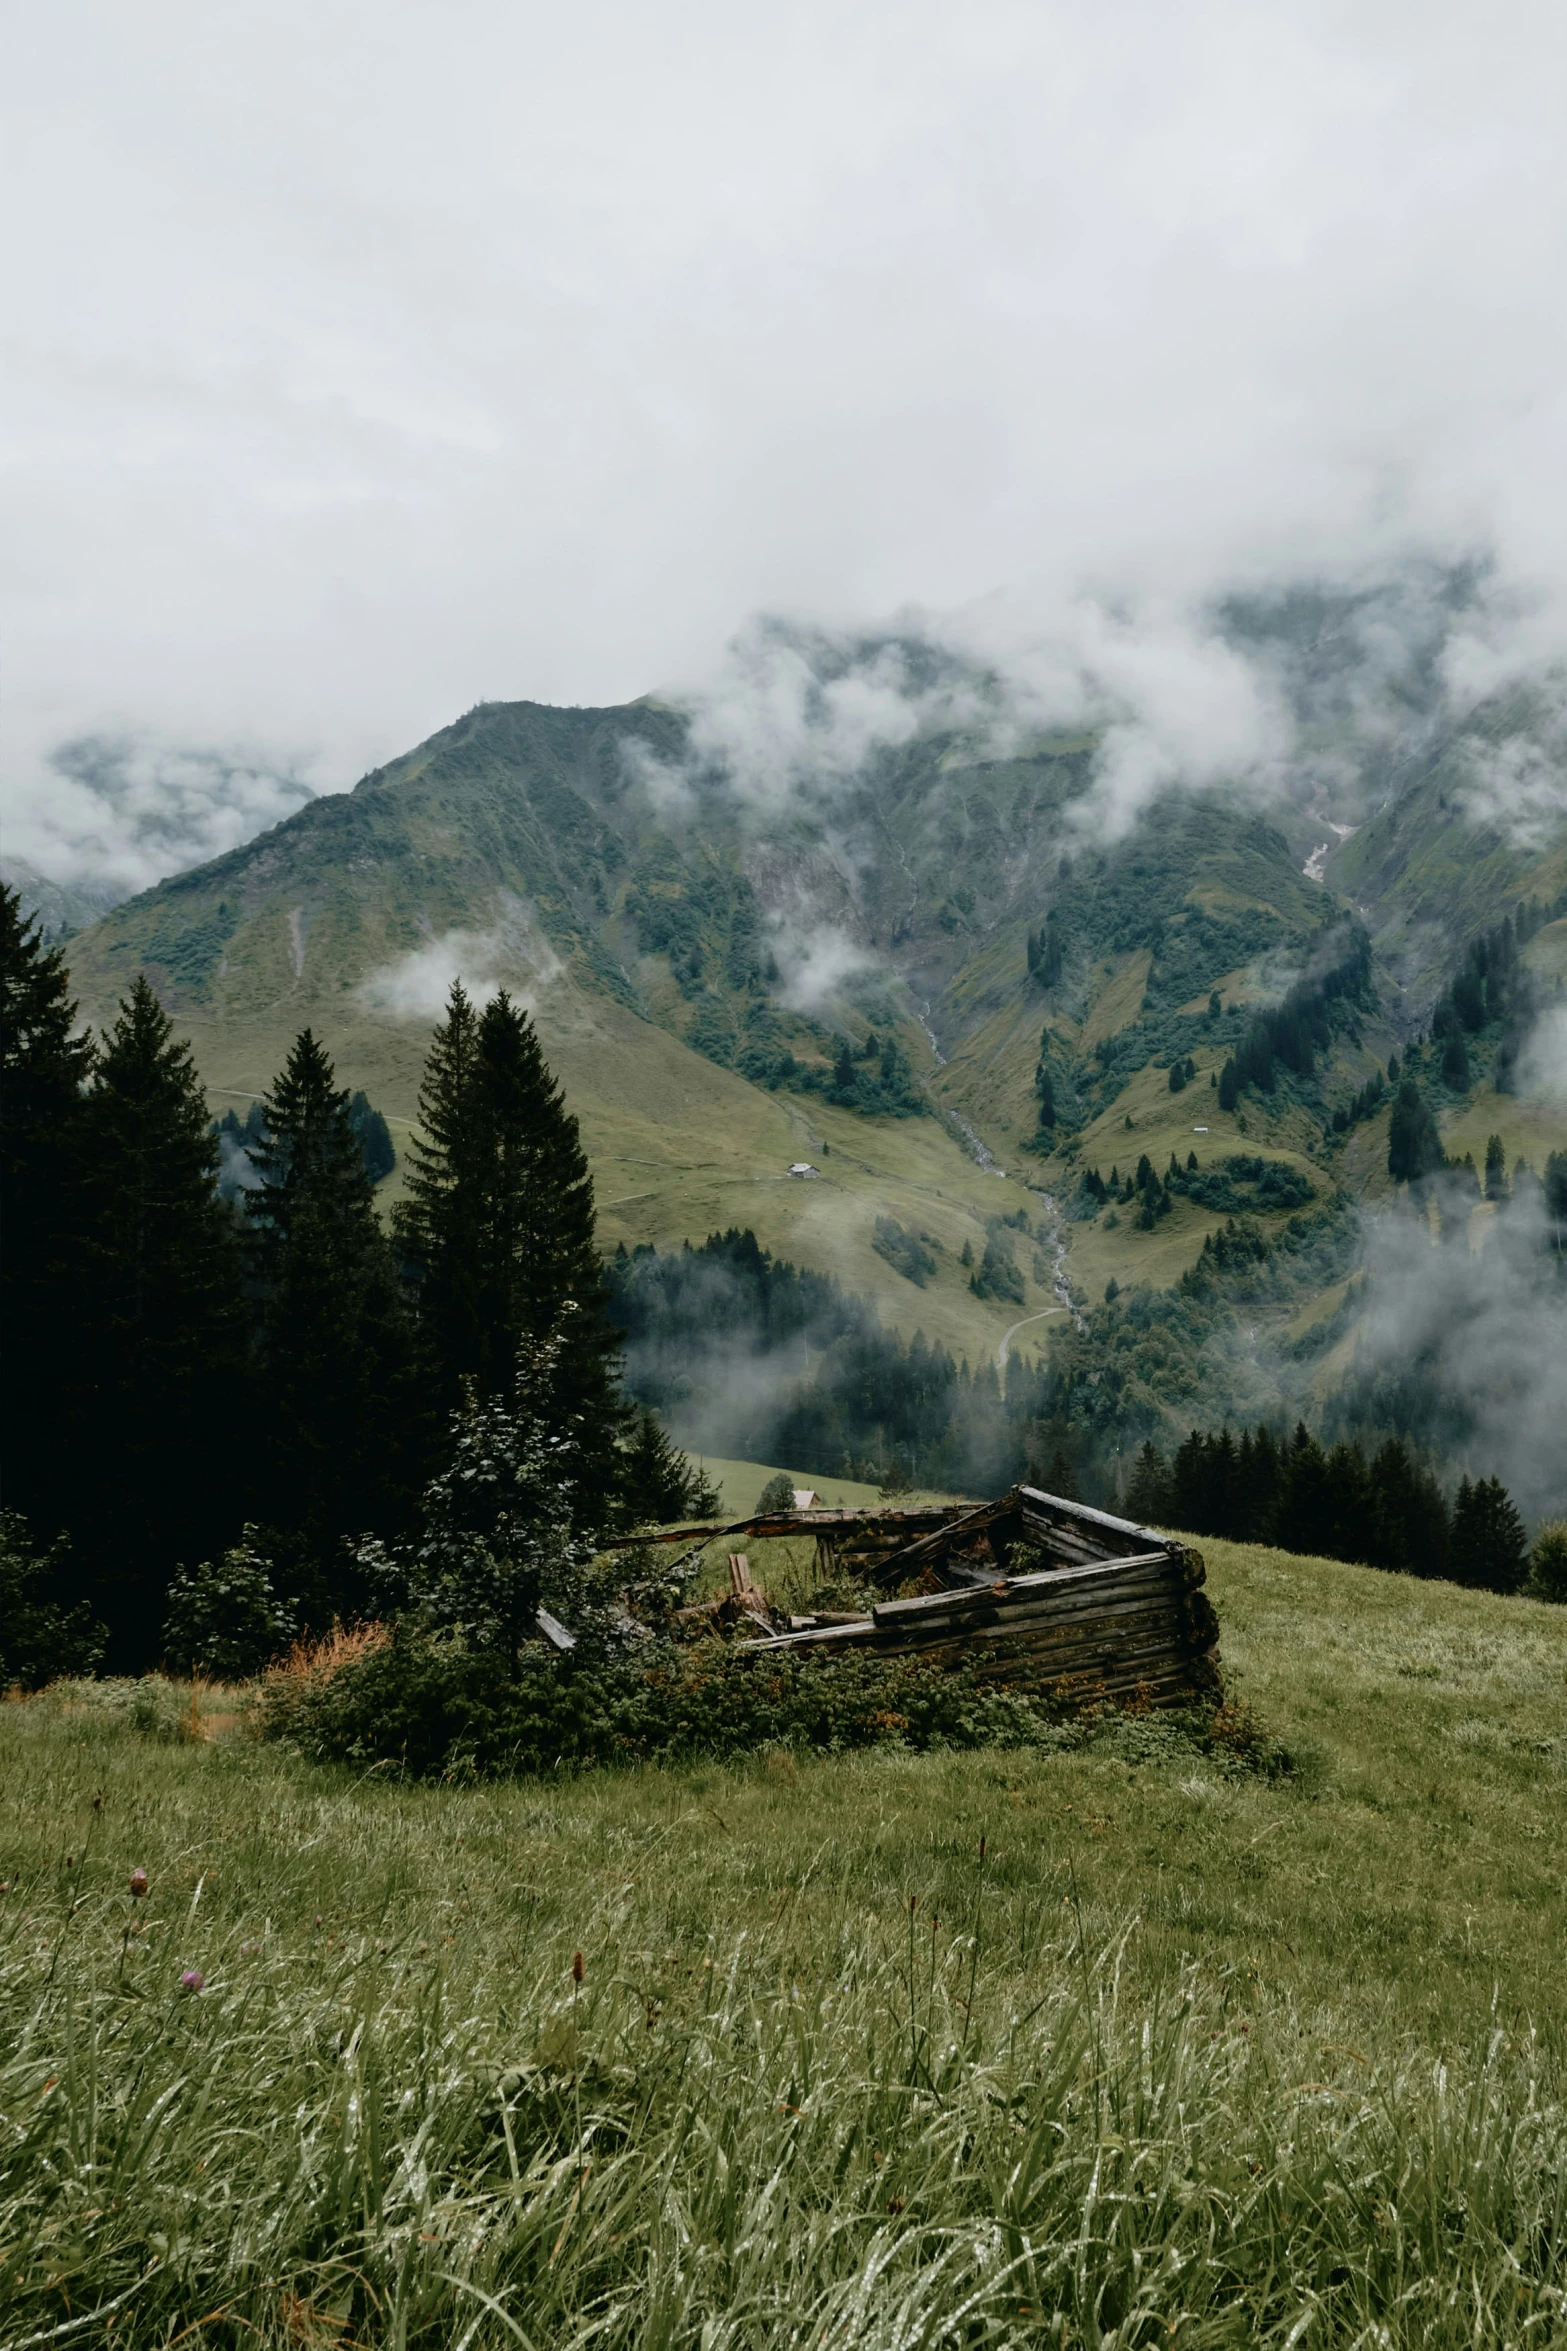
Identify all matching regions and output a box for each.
[2,1540,1564,2344]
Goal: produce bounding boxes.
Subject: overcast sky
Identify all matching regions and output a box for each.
[4,0,1566,885]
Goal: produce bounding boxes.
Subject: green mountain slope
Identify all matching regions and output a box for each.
[57,642,1567,1386]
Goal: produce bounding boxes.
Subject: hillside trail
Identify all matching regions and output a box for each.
[996,1305,1068,1370]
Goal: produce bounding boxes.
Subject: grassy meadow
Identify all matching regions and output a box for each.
[3,1538,1566,2347]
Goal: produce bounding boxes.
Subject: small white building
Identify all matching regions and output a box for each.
[787,1161,821,1179]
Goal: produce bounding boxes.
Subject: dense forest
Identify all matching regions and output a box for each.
[1124,1424,1542,1595]
[0,887,713,1677]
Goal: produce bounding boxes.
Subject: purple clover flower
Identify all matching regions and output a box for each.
[180,1969,205,1994]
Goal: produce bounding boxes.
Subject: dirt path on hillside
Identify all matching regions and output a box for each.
[996,1305,1069,1369]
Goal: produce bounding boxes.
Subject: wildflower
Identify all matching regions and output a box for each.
[572,1951,584,1984]
[129,1868,148,1899]
[180,1968,205,1994]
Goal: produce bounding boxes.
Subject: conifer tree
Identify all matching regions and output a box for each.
[1483,1133,1507,1201]
[1243,1423,1283,1542]
[1319,1440,1372,1559]
[395,980,484,1370]
[248,1029,420,1583]
[397,986,624,1499]
[73,977,247,1652]
[1123,1440,1173,1526]
[1365,1437,1449,1577]
[1448,1475,1529,1594]
[1544,1151,1567,1254]
[0,887,93,1553]
[1273,1423,1336,1556]
[618,1408,722,1528]
[1387,1080,1444,1183]
[347,1090,396,1183]
[1039,1439,1080,1500]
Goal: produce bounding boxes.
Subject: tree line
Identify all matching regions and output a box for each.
[1216,926,1372,1110]
[1123,1422,1560,1597]
[0,888,708,1672]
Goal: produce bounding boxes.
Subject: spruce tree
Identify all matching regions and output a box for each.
[74,977,247,1655]
[347,1090,396,1183]
[1246,1423,1283,1543]
[248,1029,420,1586]
[1365,1437,1449,1577]
[1123,1441,1173,1526]
[1387,1080,1444,1183]
[1319,1440,1372,1562]
[1040,1440,1080,1501]
[1273,1423,1335,1557]
[395,980,484,1373]
[1448,1475,1529,1594]
[1544,1151,1567,1253]
[397,986,624,1500]
[618,1408,722,1528]
[0,887,93,1556]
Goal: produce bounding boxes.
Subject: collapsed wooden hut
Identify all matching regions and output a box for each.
[608,1487,1221,1710]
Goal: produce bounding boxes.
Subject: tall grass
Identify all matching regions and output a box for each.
[4,1833,1563,2347]
[3,1533,1565,2346]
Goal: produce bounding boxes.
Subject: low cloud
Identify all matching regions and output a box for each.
[358,898,564,1021]
[1455,712,1567,851]
[635,580,1376,856]
[1515,998,1567,1102]
[669,620,991,813]
[1339,1186,1567,1526]
[627,559,1567,874]
[14,734,319,904]
[770,919,880,1014]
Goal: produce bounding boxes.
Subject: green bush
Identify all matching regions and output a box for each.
[162,1530,295,1679]
[0,1512,107,1690]
[263,1625,1285,1782]
[1526,1521,1567,1605]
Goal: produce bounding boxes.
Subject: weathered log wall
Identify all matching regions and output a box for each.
[748,1541,1220,1709]
[608,1484,1222,1712]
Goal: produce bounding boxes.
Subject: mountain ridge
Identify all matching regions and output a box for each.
[44,633,1567,1435]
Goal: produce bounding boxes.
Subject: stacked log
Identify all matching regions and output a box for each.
[742,1488,1222,1710]
[606,1484,1223,1712]
[744,1548,1217,1708]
